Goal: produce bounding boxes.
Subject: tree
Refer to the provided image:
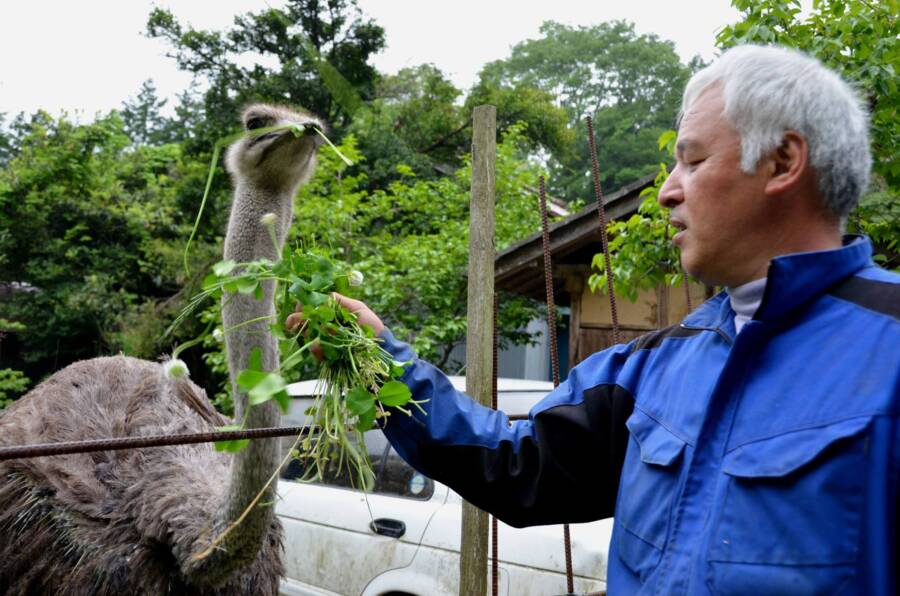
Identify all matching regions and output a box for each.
[592,0,899,305]
[288,125,548,369]
[345,63,573,191]
[0,112,200,386]
[0,114,13,165]
[121,79,178,145]
[479,20,695,200]
[146,0,386,149]
[346,65,465,188]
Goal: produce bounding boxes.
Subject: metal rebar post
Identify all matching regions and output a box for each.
[586,116,622,345]
[539,176,574,594]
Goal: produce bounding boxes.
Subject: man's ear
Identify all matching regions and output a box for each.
[765,131,809,196]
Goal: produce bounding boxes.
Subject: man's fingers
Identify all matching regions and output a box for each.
[286,312,304,333]
[330,292,385,334]
[331,292,364,311]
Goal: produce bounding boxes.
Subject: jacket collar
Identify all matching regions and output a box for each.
[754,235,873,322]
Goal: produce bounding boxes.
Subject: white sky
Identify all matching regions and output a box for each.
[0,0,744,120]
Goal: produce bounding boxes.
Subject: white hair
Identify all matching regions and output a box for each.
[682,45,871,217]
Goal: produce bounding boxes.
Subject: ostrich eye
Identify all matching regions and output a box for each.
[246,117,267,130]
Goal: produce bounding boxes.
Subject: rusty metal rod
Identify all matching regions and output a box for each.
[586,116,622,345]
[538,175,575,595]
[0,426,311,461]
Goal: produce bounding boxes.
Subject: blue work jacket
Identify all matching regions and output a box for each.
[380,236,899,595]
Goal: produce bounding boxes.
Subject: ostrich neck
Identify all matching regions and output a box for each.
[195,181,294,578]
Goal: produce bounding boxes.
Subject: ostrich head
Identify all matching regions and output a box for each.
[224,104,326,194]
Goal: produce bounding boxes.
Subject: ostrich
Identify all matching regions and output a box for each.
[0,104,324,595]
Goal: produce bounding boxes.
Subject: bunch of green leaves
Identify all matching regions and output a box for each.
[179,246,414,487]
[589,130,684,301]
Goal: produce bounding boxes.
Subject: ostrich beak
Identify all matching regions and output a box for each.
[297,122,325,149]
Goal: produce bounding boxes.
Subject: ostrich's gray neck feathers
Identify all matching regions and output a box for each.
[208,161,309,575]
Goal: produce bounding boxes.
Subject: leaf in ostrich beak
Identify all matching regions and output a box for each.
[311,126,353,166]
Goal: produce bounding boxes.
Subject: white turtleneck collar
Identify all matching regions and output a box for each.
[727,277,768,334]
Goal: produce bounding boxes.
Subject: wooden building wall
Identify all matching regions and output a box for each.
[568,278,710,367]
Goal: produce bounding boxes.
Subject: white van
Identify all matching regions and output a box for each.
[276,377,611,596]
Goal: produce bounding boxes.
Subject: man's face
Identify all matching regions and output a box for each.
[658,86,771,287]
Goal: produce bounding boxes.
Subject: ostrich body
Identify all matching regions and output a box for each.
[0,105,324,595]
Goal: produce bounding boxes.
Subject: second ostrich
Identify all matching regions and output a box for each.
[0,104,324,595]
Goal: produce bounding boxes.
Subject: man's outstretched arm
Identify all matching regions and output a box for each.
[290,294,636,527]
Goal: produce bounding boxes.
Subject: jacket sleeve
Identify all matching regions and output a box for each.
[378,328,636,527]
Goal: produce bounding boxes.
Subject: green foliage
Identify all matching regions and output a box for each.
[146,0,385,145]
[480,20,694,199]
[0,368,30,409]
[589,131,682,301]
[0,112,200,378]
[121,80,181,146]
[290,125,546,370]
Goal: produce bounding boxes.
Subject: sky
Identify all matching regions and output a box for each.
[0,0,743,121]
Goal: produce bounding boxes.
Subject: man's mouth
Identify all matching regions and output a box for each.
[670,217,687,244]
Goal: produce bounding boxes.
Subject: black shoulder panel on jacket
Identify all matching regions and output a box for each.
[631,324,704,353]
[414,384,635,527]
[828,275,900,320]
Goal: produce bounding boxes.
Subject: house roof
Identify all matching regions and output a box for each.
[495,174,655,303]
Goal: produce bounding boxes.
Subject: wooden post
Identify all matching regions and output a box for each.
[460,104,496,596]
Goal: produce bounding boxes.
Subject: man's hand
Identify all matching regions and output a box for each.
[286,292,385,337]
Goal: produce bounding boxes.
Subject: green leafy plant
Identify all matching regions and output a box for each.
[0,368,30,409]
[185,248,415,488]
[589,130,683,301]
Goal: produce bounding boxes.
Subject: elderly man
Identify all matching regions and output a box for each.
[294,45,899,594]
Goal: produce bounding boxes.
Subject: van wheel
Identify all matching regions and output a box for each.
[382,592,416,596]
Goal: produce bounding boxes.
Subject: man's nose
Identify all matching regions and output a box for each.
[657,165,683,209]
